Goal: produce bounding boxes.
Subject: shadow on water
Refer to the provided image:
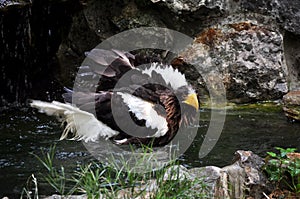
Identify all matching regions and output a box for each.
[0,103,300,196]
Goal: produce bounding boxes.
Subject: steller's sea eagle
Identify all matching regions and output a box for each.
[30,49,199,147]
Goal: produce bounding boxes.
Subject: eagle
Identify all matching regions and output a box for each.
[30,49,199,147]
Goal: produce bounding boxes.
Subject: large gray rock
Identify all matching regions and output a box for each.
[185,150,269,198]
[175,19,288,103]
[150,0,300,36]
[56,0,293,103]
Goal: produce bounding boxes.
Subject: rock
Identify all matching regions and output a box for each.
[40,151,273,199]
[175,19,288,103]
[287,152,300,160]
[283,91,300,121]
[188,166,222,198]
[116,179,158,199]
[44,195,88,199]
[149,0,230,14]
[163,165,190,181]
[275,1,300,36]
[219,150,269,199]
[2,0,300,105]
[51,0,300,104]
[283,32,300,91]
[180,150,270,198]
[283,91,300,105]
[150,0,300,36]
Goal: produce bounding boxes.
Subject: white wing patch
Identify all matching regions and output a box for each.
[118,92,169,137]
[141,63,188,90]
[30,100,119,142]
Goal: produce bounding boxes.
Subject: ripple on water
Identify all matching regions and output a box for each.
[56,151,89,159]
[1,104,300,195]
[0,158,14,168]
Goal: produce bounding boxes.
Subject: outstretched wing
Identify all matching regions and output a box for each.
[76,49,135,92]
[62,89,168,139]
[30,100,119,142]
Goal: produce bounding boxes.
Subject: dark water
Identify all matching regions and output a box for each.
[182,104,300,168]
[0,104,300,197]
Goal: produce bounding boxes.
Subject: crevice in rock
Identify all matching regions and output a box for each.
[283,31,300,91]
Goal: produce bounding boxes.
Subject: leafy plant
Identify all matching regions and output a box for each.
[264,147,300,193]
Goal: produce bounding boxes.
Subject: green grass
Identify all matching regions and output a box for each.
[22,144,209,198]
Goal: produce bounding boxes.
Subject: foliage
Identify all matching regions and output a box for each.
[20,174,39,199]
[264,147,300,193]
[24,144,209,198]
[153,165,208,199]
[30,145,72,195]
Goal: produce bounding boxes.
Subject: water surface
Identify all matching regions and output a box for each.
[0,104,299,197]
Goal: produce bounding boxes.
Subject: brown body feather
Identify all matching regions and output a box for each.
[61,49,198,146]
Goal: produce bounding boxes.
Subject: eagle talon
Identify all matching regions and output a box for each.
[113,138,128,145]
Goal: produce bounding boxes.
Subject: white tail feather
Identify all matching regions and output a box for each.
[30,100,119,142]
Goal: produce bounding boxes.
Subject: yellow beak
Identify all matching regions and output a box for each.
[183,93,199,110]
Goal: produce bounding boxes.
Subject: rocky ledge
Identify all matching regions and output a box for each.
[40,150,300,199]
[1,0,300,105]
[283,91,300,122]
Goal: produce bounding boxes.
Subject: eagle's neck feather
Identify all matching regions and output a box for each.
[141,63,188,90]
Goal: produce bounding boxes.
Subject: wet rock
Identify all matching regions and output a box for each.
[219,150,269,199]
[175,20,288,103]
[283,91,300,121]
